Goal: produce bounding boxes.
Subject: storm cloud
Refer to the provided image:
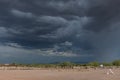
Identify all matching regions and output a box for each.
[0,0,120,63]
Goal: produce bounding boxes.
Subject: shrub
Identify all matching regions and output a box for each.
[59,62,74,68]
[88,62,99,67]
[102,63,113,66]
[112,60,120,66]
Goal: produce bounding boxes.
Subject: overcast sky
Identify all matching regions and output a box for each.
[0,0,120,63]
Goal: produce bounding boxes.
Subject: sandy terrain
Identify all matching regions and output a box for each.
[0,68,119,80]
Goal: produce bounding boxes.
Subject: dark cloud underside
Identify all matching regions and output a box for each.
[0,0,120,63]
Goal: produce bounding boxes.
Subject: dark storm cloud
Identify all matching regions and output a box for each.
[85,0,120,32]
[0,0,120,63]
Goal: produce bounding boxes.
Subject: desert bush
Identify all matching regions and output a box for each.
[58,62,75,69]
[102,63,113,66]
[88,62,99,67]
[112,60,120,66]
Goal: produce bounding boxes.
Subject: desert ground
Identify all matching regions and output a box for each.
[0,68,119,80]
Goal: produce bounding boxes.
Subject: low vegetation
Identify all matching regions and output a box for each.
[1,60,120,69]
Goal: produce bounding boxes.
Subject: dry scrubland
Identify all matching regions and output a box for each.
[0,66,119,80]
[0,60,120,80]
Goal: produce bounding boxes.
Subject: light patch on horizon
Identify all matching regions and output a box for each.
[0,43,81,58]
